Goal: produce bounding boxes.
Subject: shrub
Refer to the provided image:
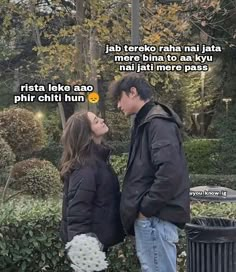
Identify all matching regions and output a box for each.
[0,198,71,272]
[190,174,236,190]
[42,111,62,143]
[32,140,63,167]
[184,139,221,174]
[12,159,46,181]
[107,141,130,155]
[214,105,236,174]
[11,159,62,198]
[191,202,236,218]
[0,108,45,160]
[110,153,128,185]
[0,136,16,187]
[0,198,236,272]
[0,136,15,170]
[107,236,140,272]
[105,111,130,141]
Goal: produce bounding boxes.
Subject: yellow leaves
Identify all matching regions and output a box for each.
[84,19,95,29]
[37,43,76,78]
[176,21,190,33]
[2,14,12,29]
[145,0,155,10]
[24,14,36,28]
[58,27,75,38]
[35,17,47,29]
[23,15,47,30]
[144,33,161,44]
[143,3,187,45]
[52,75,60,80]
[151,3,181,18]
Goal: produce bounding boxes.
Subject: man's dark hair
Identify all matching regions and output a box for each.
[109,73,153,102]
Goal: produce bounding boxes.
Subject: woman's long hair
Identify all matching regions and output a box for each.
[60,111,94,179]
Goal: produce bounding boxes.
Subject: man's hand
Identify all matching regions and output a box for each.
[138,212,147,219]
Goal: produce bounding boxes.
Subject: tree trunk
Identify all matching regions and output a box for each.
[29,2,68,125]
[89,26,98,113]
[74,0,87,111]
[58,102,66,129]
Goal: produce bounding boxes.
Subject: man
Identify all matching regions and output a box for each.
[109,73,190,272]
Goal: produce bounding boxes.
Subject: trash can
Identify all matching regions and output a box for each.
[185,217,236,272]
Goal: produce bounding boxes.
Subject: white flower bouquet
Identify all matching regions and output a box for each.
[65,233,108,272]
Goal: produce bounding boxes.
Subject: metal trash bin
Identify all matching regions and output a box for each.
[187,186,236,272]
[185,217,236,272]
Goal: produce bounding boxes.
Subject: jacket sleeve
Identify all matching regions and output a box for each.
[140,118,184,217]
[67,169,96,242]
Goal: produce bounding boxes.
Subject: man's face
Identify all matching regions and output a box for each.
[117,90,136,116]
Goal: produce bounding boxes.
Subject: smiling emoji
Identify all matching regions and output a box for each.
[88,92,100,104]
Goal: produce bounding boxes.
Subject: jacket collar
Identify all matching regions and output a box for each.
[139,102,183,128]
[91,142,111,162]
[134,101,156,126]
[72,142,111,171]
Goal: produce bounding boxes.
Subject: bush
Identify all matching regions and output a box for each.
[184,139,220,174]
[0,136,16,187]
[107,141,130,155]
[0,198,70,272]
[12,159,45,181]
[213,105,236,174]
[0,108,46,160]
[191,201,236,218]
[0,197,236,272]
[42,111,62,143]
[110,153,128,185]
[11,159,62,198]
[32,140,63,167]
[105,111,130,141]
[107,236,140,272]
[190,174,236,190]
[0,136,15,171]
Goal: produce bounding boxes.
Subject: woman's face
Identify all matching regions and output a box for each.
[87,112,109,140]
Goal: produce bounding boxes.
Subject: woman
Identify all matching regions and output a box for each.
[60,111,124,252]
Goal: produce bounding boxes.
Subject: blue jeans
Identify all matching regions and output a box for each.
[134,217,179,272]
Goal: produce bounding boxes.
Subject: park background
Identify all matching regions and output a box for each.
[0,0,236,271]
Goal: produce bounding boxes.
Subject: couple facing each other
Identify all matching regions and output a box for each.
[60,73,190,272]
